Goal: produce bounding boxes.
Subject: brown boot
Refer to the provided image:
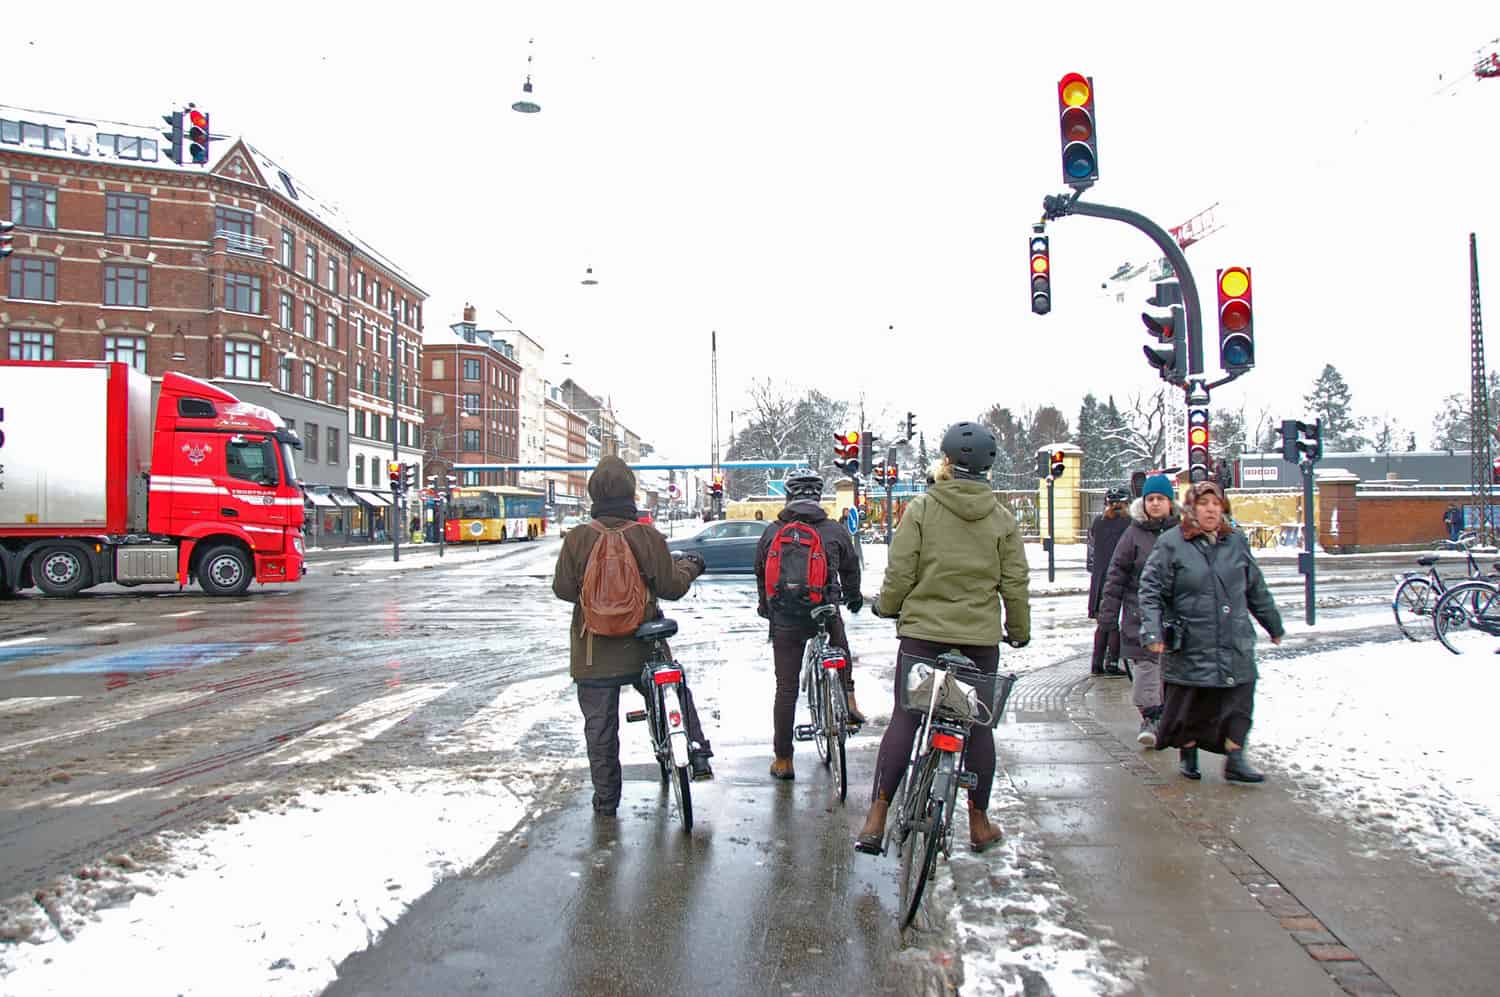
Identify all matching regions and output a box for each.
[969,806,1003,854]
[844,691,867,727]
[769,757,795,781]
[854,797,890,855]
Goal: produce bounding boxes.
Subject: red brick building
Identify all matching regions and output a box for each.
[422,305,521,487]
[0,104,425,544]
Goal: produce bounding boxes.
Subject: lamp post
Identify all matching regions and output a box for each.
[390,301,401,563]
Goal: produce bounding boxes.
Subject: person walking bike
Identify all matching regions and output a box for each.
[553,456,715,818]
[1096,474,1180,746]
[1138,480,1283,783]
[854,422,1030,855]
[1087,486,1132,676]
[754,469,864,781]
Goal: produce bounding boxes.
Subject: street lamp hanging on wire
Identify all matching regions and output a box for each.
[512,38,541,114]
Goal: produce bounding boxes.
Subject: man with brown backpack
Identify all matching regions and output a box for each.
[553,456,714,817]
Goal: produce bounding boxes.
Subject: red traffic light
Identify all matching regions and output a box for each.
[1057,73,1098,188]
[186,108,210,165]
[1216,267,1254,371]
[1049,450,1067,479]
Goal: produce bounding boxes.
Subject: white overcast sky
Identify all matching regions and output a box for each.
[9,2,1498,460]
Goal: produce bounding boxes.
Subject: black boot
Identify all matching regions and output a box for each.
[1178,747,1201,781]
[1224,747,1265,784]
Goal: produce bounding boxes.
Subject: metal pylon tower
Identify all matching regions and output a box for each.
[1469,233,1492,539]
[710,329,720,483]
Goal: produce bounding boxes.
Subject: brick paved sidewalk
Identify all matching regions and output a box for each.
[998,659,1500,997]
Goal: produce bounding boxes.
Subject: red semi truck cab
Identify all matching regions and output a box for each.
[0,361,305,597]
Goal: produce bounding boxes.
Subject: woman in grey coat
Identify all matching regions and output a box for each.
[1139,481,1284,782]
[1096,474,1179,747]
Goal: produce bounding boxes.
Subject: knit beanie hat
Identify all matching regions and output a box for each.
[1141,474,1174,500]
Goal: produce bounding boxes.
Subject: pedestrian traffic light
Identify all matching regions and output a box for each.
[1050,450,1066,479]
[1217,267,1254,372]
[886,465,899,486]
[1030,233,1051,315]
[1278,420,1300,464]
[388,461,401,488]
[0,220,13,260]
[1035,450,1049,480]
[905,411,916,440]
[186,107,210,165]
[1140,283,1186,384]
[161,110,184,165]
[1057,72,1098,190]
[402,463,417,491]
[1188,409,1210,482]
[1277,419,1323,464]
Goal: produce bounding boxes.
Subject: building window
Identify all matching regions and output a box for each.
[305,422,320,462]
[279,355,293,392]
[96,133,159,162]
[279,292,293,329]
[373,278,381,305]
[373,369,384,400]
[281,227,294,268]
[354,410,367,438]
[10,183,57,229]
[327,427,339,465]
[224,340,260,380]
[325,370,336,404]
[402,422,411,447]
[463,429,480,450]
[325,314,337,349]
[8,330,54,361]
[432,357,445,379]
[105,194,149,238]
[223,272,262,314]
[356,271,366,299]
[303,362,315,397]
[355,456,365,486]
[104,335,147,372]
[328,257,338,292]
[8,257,57,301]
[103,265,149,307]
[355,363,366,394]
[463,470,480,486]
[432,394,444,415]
[1,120,66,152]
[303,302,316,338]
[462,393,481,414]
[463,358,480,381]
[353,316,363,349]
[305,244,318,281]
[214,206,254,238]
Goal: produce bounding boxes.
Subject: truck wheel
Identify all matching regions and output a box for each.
[198,545,253,596]
[33,546,92,597]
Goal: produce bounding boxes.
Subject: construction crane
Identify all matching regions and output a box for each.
[1101,202,1223,299]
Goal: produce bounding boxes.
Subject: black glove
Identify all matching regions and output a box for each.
[1005,637,1030,649]
[671,550,705,572]
[845,594,863,614]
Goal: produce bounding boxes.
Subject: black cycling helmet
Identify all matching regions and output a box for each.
[940,421,998,476]
[1106,486,1130,504]
[783,469,824,500]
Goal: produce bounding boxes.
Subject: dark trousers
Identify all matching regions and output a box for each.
[872,637,999,812]
[770,611,853,760]
[1090,625,1121,672]
[577,676,711,812]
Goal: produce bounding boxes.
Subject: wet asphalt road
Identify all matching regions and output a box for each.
[0,539,1422,992]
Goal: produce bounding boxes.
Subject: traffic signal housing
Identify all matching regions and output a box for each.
[1034,450,1049,480]
[1187,409,1210,483]
[1049,450,1066,480]
[1141,307,1186,385]
[833,430,861,476]
[905,411,916,440]
[0,220,13,260]
[186,107,210,165]
[1217,267,1254,372]
[387,461,401,489]
[1277,419,1323,464]
[161,110,184,165]
[402,463,417,491]
[1057,73,1098,190]
[1030,233,1051,315]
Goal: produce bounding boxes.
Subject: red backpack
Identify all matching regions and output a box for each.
[763,522,829,616]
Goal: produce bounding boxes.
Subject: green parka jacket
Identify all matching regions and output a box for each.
[875,478,1031,647]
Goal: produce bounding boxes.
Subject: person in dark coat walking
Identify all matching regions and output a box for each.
[1139,480,1284,783]
[1443,503,1462,542]
[1096,474,1180,747]
[1087,486,1131,675]
[754,469,864,781]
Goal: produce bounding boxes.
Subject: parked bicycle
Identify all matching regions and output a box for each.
[625,617,696,833]
[877,649,1015,930]
[1432,577,1500,654]
[793,604,856,803]
[1392,549,1496,642]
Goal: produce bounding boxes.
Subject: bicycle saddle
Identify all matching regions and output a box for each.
[635,618,679,641]
[811,604,837,620]
[1417,554,1440,567]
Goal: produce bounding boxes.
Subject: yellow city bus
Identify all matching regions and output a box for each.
[444,487,548,543]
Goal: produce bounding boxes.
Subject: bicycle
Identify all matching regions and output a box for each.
[793,604,855,804]
[1432,577,1500,654]
[624,617,695,833]
[881,649,1015,930]
[1392,549,1496,642]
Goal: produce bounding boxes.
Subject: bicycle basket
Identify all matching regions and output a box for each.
[897,652,1016,729]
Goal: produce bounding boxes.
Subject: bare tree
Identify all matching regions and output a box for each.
[1100,388,1171,469]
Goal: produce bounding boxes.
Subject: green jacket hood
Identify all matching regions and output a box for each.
[927,478,998,522]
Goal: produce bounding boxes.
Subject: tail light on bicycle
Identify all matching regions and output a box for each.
[652,668,683,686]
[821,653,847,670]
[930,729,965,753]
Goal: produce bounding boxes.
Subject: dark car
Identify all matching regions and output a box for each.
[666,519,767,574]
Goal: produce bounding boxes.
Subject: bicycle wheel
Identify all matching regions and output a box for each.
[826,682,848,803]
[669,763,693,833]
[811,666,831,766]
[896,753,940,929]
[1434,580,1500,654]
[1393,576,1437,642]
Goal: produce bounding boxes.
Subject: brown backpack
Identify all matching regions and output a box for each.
[579,521,649,637]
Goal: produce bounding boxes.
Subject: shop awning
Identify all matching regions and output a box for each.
[305,491,337,508]
[328,490,360,508]
[353,490,392,507]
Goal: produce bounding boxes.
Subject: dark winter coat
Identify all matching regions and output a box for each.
[1137,500,1284,688]
[754,500,860,628]
[1096,498,1180,659]
[553,457,702,683]
[1086,508,1131,618]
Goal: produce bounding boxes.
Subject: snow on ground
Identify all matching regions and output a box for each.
[1255,640,1500,913]
[329,541,535,575]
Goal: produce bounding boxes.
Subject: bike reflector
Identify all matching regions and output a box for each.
[821,655,848,670]
[930,731,964,753]
[652,668,683,685]
[668,710,682,729]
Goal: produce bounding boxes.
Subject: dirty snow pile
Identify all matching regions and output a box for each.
[1255,640,1500,912]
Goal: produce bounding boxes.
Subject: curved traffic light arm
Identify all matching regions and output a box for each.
[1205,368,1248,392]
[1042,193,1206,378]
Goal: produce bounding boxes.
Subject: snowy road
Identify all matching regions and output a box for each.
[0,539,1486,994]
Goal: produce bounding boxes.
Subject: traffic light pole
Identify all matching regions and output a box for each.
[1300,457,1317,625]
[390,302,401,564]
[1046,477,1056,583]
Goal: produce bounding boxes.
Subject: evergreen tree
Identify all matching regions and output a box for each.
[917,432,930,477]
[1076,394,1104,482]
[1303,364,1368,452]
